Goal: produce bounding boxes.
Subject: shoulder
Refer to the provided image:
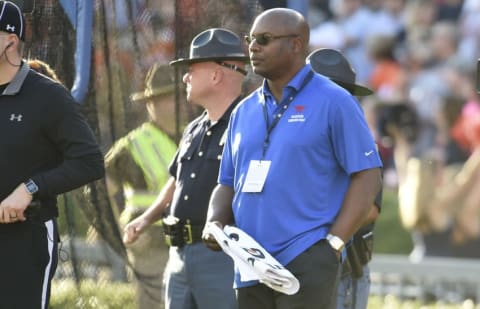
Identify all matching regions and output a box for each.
[27,70,70,95]
[183,113,205,133]
[233,89,262,114]
[24,70,77,109]
[309,73,354,103]
[105,137,130,167]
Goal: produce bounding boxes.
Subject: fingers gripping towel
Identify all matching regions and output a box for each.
[205,223,300,295]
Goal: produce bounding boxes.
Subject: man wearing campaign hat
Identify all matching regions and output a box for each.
[308,48,380,309]
[105,63,177,309]
[0,1,104,308]
[124,28,248,309]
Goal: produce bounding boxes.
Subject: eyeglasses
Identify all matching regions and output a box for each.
[244,33,299,46]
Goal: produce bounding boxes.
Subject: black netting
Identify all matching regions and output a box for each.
[21,0,263,305]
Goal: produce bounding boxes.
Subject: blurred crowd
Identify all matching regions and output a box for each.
[90,0,480,265]
[307,0,480,259]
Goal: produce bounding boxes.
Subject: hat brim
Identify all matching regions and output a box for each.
[170,56,250,66]
[130,85,176,102]
[333,80,373,97]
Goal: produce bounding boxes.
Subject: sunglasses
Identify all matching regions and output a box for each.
[244,33,299,46]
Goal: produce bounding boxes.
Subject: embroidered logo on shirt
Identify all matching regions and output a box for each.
[288,105,305,122]
[9,114,23,122]
[364,150,374,156]
[288,114,305,122]
[294,105,304,113]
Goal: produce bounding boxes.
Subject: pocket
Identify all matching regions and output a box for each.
[205,146,223,161]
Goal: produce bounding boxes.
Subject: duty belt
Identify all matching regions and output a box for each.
[162,216,204,247]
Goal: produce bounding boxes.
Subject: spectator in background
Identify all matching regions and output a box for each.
[105,63,178,309]
[435,0,464,22]
[367,35,405,101]
[308,48,382,309]
[330,0,375,83]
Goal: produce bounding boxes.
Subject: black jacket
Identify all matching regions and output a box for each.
[0,63,105,219]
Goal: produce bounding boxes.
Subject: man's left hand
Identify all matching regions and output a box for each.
[0,183,32,223]
[202,221,223,251]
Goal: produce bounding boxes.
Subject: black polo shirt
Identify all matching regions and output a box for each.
[168,97,241,225]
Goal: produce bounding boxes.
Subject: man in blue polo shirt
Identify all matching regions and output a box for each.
[203,8,382,309]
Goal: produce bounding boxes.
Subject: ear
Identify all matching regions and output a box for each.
[212,68,224,85]
[5,34,18,50]
[291,37,304,54]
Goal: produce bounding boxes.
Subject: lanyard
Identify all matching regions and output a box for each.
[262,70,314,158]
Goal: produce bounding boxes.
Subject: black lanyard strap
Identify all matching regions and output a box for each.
[262,70,314,157]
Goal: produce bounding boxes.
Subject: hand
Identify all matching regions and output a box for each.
[0,183,31,224]
[326,241,341,262]
[202,221,223,251]
[123,215,150,244]
[333,249,341,262]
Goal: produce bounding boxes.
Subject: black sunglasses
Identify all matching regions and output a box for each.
[244,33,299,46]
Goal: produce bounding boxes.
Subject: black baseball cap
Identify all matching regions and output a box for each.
[0,1,25,41]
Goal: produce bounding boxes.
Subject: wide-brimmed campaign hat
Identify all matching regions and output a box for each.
[170,28,249,66]
[130,63,175,102]
[307,48,373,96]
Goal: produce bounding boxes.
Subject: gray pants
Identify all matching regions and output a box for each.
[165,242,237,309]
[237,240,341,309]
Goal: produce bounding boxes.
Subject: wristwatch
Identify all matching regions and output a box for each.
[326,233,345,252]
[23,179,39,195]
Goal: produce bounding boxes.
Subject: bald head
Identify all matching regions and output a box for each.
[252,8,310,55]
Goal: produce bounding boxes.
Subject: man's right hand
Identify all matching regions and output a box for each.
[123,216,150,244]
[202,221,223,251]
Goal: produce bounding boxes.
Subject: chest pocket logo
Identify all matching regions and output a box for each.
[10,114,23,122]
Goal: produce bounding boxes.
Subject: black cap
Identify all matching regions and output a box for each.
[170,28,248,66]
[307,48,373,96]
[0,1,25,41]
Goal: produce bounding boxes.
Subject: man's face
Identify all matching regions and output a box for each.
[246,15,297,80]
[146,94,176,136]
[182,62,215,106]
[0,32,12,55]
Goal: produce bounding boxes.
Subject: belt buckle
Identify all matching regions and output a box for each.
[183,221,193,244]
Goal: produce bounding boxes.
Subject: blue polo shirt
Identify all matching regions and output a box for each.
[219,64,382,287]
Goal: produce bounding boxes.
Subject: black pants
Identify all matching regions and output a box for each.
[237,240,341,309]
[0,218,59,309]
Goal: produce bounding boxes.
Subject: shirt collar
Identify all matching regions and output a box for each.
[200,95,243,127]
[259,64,312,102]
[1,61,30,96]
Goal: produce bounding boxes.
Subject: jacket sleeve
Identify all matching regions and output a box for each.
[31,85,105,197]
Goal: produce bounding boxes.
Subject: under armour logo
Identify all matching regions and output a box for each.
[10,114,22,122]
[6,24,15,32]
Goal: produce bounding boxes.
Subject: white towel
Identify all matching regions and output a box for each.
[205,223,300,295]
